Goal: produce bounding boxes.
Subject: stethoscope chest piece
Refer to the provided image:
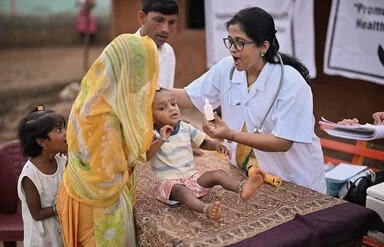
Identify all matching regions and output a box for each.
[253,126,263,134]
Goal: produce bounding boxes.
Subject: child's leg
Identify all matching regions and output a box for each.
[197,169,265,200]
[170,184,222,221]
[240,170,265,200]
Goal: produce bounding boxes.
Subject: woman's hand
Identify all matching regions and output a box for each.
[203,112,232,140]
[337,111,384,126]
[372,111,384,125]
[337,118,360,126]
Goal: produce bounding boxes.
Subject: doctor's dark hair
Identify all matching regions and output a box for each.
[18,106,66,157]
[142,0,179,15]
[226,7,310,84]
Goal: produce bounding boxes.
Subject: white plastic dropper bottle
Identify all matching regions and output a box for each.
[204,97,214,121]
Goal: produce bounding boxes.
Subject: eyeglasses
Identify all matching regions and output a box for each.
[223,38,257,51]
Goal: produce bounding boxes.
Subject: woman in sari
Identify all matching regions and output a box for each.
[56,34,158,246]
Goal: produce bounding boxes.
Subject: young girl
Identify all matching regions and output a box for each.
[17,106,67,246]
[146,88,265,221]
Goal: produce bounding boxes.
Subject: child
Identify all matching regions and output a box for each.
[146,88,265,221]
[17,106,67,246]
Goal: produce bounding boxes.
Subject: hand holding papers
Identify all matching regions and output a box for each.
[319,117,384,141]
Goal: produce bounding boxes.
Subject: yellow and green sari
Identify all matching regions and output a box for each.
[57,34,158,246]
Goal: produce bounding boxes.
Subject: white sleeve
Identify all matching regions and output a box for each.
[18,163,41,201]
[158,44,176,88]
[168,48,176,88]
[271,70,314,143]
[17,163,45,235]
[55,154,67,174]
[185,57,232,112]
[184,122,206,147]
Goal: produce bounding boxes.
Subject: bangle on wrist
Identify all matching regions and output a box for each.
[156,135,169,143]
[53,205,57,217]
[52,196,58,217]
[228,129,235,143]
[215,142,220,149]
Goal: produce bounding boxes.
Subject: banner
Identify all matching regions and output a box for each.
[324,0,384,85]
[204,0,316,78]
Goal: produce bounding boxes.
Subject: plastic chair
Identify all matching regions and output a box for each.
[320,137,384,246]
[0,140,28,247]
[320,138,384,168]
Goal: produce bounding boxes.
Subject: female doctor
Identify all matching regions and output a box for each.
[170,7,326,194]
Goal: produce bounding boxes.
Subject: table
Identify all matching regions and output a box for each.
[229,202,382,247]
[134,154,383,247]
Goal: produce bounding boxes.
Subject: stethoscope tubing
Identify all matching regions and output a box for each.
[216,53,284,134]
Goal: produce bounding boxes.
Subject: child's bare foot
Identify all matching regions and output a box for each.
[203,201,222,221]
[240,170,265,200]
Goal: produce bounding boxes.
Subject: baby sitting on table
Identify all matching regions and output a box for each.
[146,88,265,221]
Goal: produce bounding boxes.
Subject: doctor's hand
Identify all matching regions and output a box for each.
[203,112,232,140]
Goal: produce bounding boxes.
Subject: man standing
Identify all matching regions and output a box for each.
[136,0,178,88]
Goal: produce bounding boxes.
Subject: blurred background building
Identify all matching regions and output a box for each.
[0,0,111,46]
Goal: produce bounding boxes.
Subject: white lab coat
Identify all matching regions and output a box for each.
[185,56,326,194]
[135,29,176,88]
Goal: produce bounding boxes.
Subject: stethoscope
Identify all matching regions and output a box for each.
[216,53,284,134]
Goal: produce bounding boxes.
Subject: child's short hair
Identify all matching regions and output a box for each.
[154,87,173,105]
[142,0,179,15]
[18,106,66,157]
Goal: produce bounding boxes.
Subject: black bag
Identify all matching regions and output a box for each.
[372,169,384,186]
[343,175,373,206]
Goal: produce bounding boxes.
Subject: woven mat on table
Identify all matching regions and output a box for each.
[134,153,345,247]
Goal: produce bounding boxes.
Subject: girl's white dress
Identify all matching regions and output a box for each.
[17,154,66,247]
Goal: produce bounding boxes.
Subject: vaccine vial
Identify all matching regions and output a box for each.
[204,98,214,121]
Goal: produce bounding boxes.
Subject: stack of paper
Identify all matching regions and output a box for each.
[325,163,367,182]
[319,117,384,141]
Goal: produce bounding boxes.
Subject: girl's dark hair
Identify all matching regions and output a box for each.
[226,7,310,84]
[18,106,66,157]
[142,0,178,15]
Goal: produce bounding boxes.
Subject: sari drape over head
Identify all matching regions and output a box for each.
[57,34,158,246]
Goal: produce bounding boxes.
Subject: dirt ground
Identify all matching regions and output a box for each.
[0,45,204,146]
[0,46,104,145]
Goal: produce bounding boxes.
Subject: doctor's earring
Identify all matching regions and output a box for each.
[260,51,265,57]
